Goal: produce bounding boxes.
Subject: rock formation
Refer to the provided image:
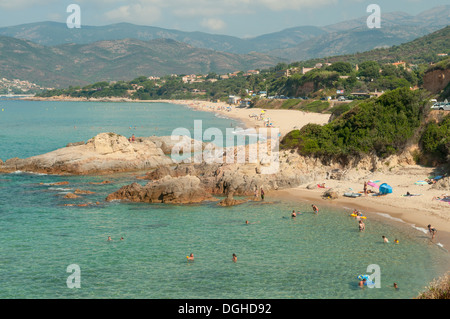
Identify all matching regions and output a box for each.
[105,175,216,204]
[0,132,174,175]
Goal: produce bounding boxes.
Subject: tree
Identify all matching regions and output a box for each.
[326,62,353,75]
[358,61,381,79]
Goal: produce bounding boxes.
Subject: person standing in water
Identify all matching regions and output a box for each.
[232,253,237,262]
[312,205,319,214]
[428,224,437,240]
[260,188,265,201]
[359,220,365,232]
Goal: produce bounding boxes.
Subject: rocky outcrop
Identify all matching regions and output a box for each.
[139,135,206,155]
[423,68,450,94]
[432,177,450,191]
[0,133,174,175]
[218,192,248,207]
[105,175,216,204]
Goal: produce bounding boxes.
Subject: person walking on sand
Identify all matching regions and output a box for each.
[363,181,368,196]
[359,220,365,232]
[428,224,437,240]
[260,187,265,201]
[312,205,319,214]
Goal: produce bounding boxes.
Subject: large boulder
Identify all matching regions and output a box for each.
[0,132,174,175]
[140,135,205,155]
[105,175,216,204]
[432,177,450,191]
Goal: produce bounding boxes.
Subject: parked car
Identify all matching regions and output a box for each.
[431,102,450,111]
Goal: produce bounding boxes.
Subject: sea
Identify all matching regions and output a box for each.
[0,98,449,299]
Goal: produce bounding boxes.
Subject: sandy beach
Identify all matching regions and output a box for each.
[160,99,331,137]
[269,173,450,250]
[173,99,450,251]
[26,96,450,253]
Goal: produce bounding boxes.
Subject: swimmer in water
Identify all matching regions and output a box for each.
[291,210,297,218]
[312,205,319,214]
[187,253,194,261]
[232,253,237,263]
[107,236,112,241]
[358,278,366,288]
[382,236,389,243]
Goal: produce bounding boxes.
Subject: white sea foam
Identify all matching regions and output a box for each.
[411,225,428,234]
[10,170,48,176]
[376,212,405,223]
[48,187,73,191]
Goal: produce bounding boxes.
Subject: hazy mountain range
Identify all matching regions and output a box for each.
[0,37,282,87]
[0,5,448,87]
[1,5,448,56]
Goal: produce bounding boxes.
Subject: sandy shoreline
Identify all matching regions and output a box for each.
[25,96,450,258]
[269,186,450,251]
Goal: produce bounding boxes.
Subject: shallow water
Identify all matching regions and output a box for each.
[0,99,448,299]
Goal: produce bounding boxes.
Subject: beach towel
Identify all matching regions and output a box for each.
[415,181,428,186]
[367,182,379,188]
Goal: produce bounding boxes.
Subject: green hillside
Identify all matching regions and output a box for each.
[0,37,283,87]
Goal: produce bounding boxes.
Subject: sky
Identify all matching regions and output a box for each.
[0,0,448,37]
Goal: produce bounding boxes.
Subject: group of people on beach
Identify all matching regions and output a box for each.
[254,187,265,201]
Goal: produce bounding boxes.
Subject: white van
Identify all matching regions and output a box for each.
[431,102,450,111]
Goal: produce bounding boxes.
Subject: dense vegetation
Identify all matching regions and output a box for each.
[416,272,450,299]
[37,57,431,102]
[280,88,433,161]
[420,114,450,163]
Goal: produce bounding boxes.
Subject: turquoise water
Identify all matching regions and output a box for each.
[0,99,449,299]
[0,99,242,160]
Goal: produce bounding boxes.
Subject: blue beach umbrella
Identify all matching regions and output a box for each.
[379,183,393,195]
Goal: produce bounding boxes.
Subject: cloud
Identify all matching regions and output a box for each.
[104,3,162,24]
[201,18,226,31]
[0,0,57,10]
